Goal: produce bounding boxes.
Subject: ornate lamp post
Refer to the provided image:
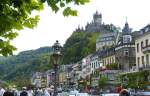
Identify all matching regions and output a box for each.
[51,40,62,96]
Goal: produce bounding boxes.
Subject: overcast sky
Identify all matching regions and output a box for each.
[12,0,150,54]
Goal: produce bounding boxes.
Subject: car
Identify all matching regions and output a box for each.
[76,93,90,96]
[57,87,62,93]
[100,93,120,96]
[69,90,79,96]
[69,94,76,96]
[136,91,150,96]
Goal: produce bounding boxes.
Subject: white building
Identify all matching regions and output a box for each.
[96,32,118,51]
[90,52,102,74]
[81,55,92,78]
[46,70,55,87]
[81,58,87,78]
[135,25,150,71]
[31,72,42,88]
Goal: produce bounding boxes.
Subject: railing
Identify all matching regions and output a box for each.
[139,64,150,71]
[142,44,150,53]
[119,68,138,74]
[116,42,135,47]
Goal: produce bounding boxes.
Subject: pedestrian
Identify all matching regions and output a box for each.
[3,88,14,96]
[12,88,18,96]
[0,87,5,96]
[20,87,28,96]
[28,89,33,96]
[120,89,130,96]
[34,88,43,96]
[43,88,50,96]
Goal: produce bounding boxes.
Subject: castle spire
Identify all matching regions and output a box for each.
[122,17,131,34]
[125,17,128,23]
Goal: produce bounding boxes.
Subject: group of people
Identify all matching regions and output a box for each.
[0,87,53,96]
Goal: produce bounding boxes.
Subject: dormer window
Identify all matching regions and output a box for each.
[124,49,129,56]
[123,35,132,43]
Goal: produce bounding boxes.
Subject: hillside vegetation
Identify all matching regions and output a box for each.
[0,31,100,86]
[0,47,53,86]
[62,31,100,64]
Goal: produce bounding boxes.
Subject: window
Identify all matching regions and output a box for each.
[137,57,140,68]
[141,41,143,50]
[124,49,129,56]
[137,43,139,53]
[107,58,109,64]
[110,57,111,64]
[103,60,105,66]
[146,39,149,46]
[146,54,149,66]
[142,56,145,66]
[112,57,114,63]
[123,35,132,43]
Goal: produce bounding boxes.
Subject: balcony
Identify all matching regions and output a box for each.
[139,64,150,71]
[142,45,150,53]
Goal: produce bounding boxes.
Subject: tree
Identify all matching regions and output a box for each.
[98,76,108,89]
[0,0,90,56]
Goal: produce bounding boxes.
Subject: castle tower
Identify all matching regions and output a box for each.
[93,11,102,25]
[122,18,131,34]
[122,20,132,43]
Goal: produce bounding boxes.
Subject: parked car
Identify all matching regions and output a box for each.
[100,93,120,96]
[136,91,150,96]
[76,93,90,96]
[69,90,79,96]
[57,87,62,93]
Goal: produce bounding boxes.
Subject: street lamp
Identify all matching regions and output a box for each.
[51,40,62,96]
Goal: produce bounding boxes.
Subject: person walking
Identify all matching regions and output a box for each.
[120,89,130,96]
[28,89,33,96]
[34,88,43,96]
[3,88,14,96]
[43,88,50,96]
[0,87,5,96]
[20,87,28,96]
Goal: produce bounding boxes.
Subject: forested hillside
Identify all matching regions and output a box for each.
[0,23,119,87]
[62,31,100,64]
[0,47,53,84]
[0,31,100,85]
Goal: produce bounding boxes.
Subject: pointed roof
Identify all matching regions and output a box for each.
[93,11,102,18]
[122,21,131,34]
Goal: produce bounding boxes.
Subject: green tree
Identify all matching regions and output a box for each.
[62,32,100,64]
[98,76,108,89]
[0,0,90,56]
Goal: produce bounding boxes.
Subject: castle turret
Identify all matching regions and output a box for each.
[93,11,102,25]
[122,21,132,43]
[122,21,131,34]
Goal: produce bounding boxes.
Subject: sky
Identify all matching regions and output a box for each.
[12,0,150,54]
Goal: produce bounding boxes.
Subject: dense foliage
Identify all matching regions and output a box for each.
[62,31,100,64]
[0,0,89,56]
[119,70,150,89]
[98,76,108,89]
[0,47,53,85]
[0,31,100,86]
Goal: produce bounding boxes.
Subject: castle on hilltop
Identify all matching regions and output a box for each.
[74,11,119,33]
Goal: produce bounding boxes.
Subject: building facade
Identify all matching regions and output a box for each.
[31,72,47,88]
[115,22,136,71]
[101,47,116,68]
[90,52,101,74]
[96,32,118,51]
[135,25,150,71]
